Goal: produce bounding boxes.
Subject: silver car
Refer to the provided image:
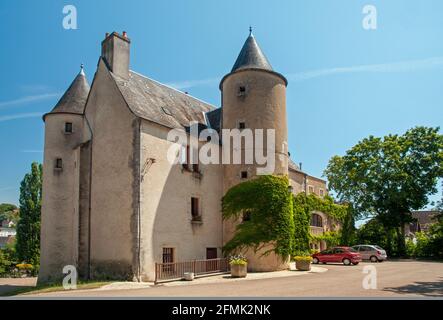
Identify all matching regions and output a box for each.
[352,245,387,262]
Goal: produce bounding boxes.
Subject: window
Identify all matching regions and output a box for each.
[310,213,323,227]
[242,210,252,222]
[191,197,200,219]
[64,122,73,133]
[308,185,314,194]
[206,248,218,260]
[319,189,324,196]
[237,86,246,96]
[162,248,174,263]
[238,122,246,130]
[182,145,190,170]
[55,158,63,169]
[241,171,248,179]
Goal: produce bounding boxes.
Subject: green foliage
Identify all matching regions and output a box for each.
[356,218,397,255]
[0,203,19,225]
[15,162,42,268]
[222,175,295,259]
[0,241,18,277]
[325,126,443,256]
[292,193,348,253]
[340,206,356,246]
[311,231,342,248]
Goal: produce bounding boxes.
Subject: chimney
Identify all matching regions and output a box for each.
[101,31,130,79]
[299,162,303,171]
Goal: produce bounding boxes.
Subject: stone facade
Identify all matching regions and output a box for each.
[39,31,337,283]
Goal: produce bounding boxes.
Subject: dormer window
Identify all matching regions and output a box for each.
[64,122,73,134]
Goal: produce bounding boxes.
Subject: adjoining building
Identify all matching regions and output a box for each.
[39,30,336,283]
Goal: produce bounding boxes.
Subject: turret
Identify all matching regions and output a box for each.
[39,66,90,283]
[221,29,289,271]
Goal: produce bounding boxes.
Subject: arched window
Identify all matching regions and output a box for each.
[311,213,323,227]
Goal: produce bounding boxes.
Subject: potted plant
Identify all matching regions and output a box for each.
[292,252,312,271]
[229,255,247,278]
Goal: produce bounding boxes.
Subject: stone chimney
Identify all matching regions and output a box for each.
[101,31,130,79]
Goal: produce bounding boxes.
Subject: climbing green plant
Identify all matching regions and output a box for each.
[222,175,295,259]
[292,193,348,251]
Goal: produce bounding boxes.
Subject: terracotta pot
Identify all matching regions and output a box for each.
[295,260,311,271]
[230,263,247,278]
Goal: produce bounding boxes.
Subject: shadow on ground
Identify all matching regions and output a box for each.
[383,277,443,297]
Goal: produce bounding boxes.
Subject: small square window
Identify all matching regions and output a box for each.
[241,171,248,179]
[65,122,73,134]
[55,158,63,169]
[237,86,246,96]
[238,122,246,130]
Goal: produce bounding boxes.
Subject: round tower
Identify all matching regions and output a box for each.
[39,65,90,283]
[221,29,289,271]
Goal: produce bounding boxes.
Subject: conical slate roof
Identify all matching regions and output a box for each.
[48,65,90,115]
[231,31,273,72]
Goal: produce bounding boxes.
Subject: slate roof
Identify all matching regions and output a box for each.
[46,66,90,117]
[111,70,216,129]
[205,108,222,133]
[231,33,273,72]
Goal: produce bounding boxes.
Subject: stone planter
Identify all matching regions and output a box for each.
[230,263,247,278]
[295,260,311,271]
[184,272,195,281]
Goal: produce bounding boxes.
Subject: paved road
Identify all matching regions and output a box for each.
[21,260,443,298]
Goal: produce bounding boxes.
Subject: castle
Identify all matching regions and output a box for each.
[39,30,338,283]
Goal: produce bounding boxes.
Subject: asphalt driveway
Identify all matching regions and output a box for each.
[11,260,442,298]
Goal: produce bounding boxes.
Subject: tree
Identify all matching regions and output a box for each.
[325,127,443,256]
[15,162,43,267]
[0,203,18,224]
[340,205,356,246]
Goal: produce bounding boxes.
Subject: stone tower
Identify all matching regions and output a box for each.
[221,30,289,271]
[39,66,90,283]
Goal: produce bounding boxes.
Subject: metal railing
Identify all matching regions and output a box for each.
[154,258,229,284]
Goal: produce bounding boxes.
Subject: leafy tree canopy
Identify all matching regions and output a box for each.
[324,126,443,255]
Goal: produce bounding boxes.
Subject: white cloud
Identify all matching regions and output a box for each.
[286,56,443,82]
[165,56,443,89]
[0,112,43,123]
[20,150,43,153]
[0,93,61,109]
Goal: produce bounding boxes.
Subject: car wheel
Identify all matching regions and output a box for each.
[313,257,319,264]
[370,256,378,263]
[343,258,351,266]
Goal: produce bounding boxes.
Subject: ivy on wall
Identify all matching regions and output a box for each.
[222,175,294,259]
[222,175,349,258]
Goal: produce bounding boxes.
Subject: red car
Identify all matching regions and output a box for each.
[312,246,362,266]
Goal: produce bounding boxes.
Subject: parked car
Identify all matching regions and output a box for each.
[312,246,362,266]
[352,245,387,262]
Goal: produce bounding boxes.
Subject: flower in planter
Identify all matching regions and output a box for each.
[229,254,247,266]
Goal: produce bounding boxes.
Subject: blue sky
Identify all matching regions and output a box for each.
[0,0,442,217]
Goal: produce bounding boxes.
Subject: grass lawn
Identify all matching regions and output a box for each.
[0,280,112,297]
